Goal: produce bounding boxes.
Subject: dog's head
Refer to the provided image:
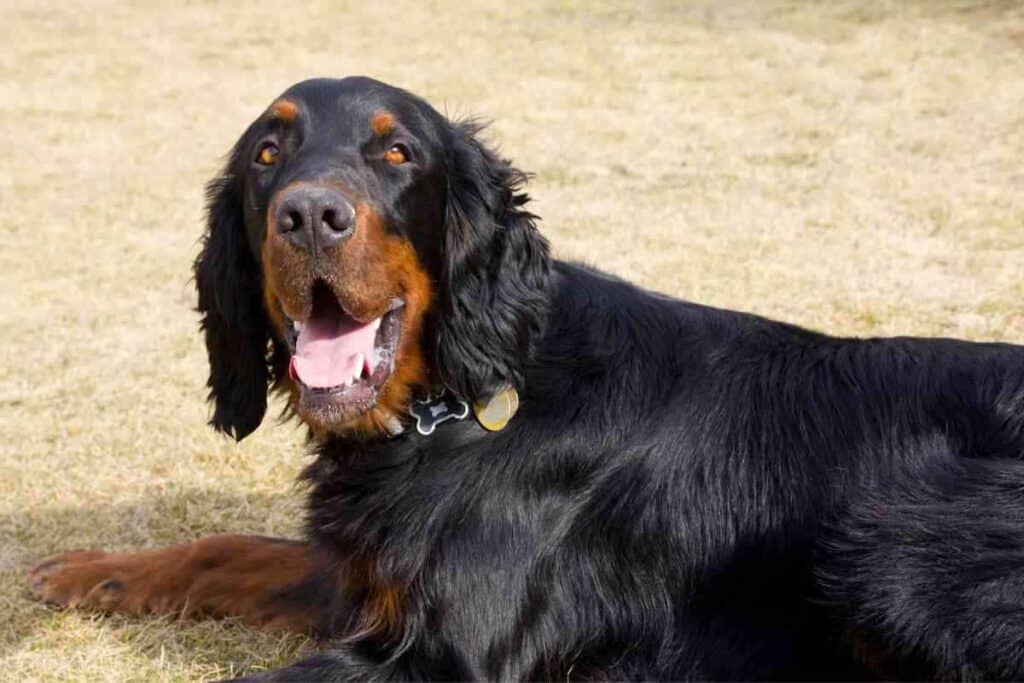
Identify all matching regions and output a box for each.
[194,77,550,439]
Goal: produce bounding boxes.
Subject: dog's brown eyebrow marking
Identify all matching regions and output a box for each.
[270,99,300,122]
[371,110,395,136]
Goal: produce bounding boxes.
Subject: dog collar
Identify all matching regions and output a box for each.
[405,385,520,436]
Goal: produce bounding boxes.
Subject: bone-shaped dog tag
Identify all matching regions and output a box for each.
[409,392,470,436]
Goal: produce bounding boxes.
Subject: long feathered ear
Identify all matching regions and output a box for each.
[193,169,274,440]
[436,121,551,404]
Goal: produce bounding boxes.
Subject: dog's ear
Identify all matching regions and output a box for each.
[194,163,275,441]
[436,121,551,404]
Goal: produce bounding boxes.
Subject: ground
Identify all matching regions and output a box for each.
[1,1,1022,680]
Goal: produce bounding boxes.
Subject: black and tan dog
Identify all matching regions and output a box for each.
[29,77,1024,680]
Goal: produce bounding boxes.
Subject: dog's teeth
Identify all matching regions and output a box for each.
[354,354,364,381]
[372,318,381,332]
[294,321,304,331]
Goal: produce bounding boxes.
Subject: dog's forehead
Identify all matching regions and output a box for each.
[276,77,429,135]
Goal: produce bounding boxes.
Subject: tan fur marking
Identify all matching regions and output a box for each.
[28,535,328,633]
[339,204,432,437]
[340,551,407,642]
[270,99,300,122]
[371,110,395,136]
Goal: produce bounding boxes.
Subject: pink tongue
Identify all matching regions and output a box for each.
[292,306,378,389]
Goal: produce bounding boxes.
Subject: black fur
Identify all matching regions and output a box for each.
[195,142,288,440]
[277,265,1024,681]
[435,120,550,403]
[202,78,1024,680]
[195,171,269,440]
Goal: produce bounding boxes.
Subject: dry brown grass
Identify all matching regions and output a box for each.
[1,1,1022,680]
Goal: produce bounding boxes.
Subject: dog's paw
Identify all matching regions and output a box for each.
[28,551,126,609]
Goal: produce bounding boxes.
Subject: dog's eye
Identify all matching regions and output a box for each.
[384,143,409,165]
[255,142,280,166]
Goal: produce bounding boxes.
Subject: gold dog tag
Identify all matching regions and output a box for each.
[473,385,519,432]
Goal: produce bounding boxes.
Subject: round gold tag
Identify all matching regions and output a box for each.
[473,386,519,432]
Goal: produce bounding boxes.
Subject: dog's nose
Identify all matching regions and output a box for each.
[274,186,355,251]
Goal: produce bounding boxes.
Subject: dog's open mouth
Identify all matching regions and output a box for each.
[284,281,403,415]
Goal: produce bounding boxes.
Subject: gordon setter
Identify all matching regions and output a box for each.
[29,77,1024,681]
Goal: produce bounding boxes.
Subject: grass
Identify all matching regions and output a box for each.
[1,1,1022,679]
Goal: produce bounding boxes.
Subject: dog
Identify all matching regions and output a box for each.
[28,76,1024,680]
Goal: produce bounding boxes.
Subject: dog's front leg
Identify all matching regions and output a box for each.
[29,534,337,633]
